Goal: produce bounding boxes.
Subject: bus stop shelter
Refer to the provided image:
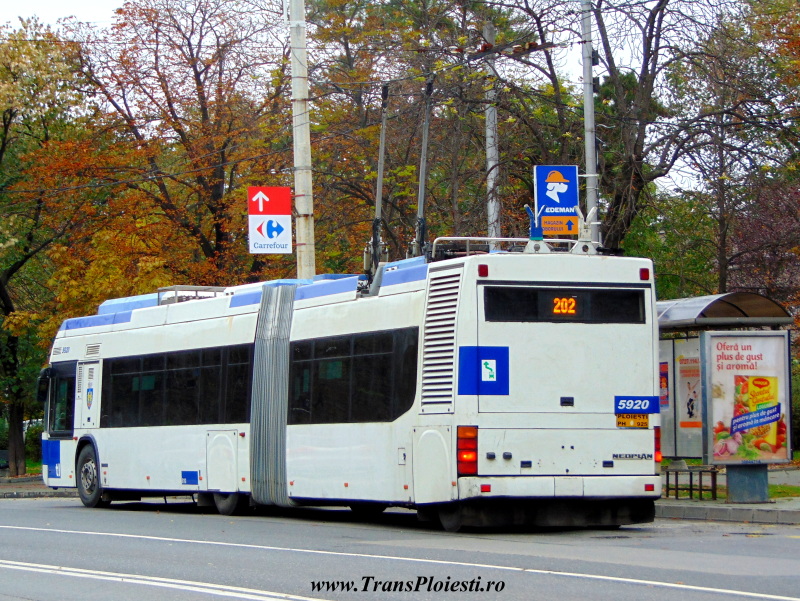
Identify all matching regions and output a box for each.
[657,292,793,459]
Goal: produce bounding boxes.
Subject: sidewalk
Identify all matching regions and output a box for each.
[2,472,800,525]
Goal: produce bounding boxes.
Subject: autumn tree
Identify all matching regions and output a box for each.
[69,0,294,285]
[0,19,86,475]
[307,0,569,261]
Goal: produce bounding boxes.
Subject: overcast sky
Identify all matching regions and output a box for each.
[0,1,119,28]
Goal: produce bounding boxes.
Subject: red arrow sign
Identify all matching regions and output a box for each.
[248,186,292,216]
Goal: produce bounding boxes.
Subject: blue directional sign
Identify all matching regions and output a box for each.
[534,165,579,236]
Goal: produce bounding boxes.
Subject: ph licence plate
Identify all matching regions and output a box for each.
[616,414,649,428]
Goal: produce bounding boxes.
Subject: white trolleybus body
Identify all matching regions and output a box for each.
[39,236,662,529]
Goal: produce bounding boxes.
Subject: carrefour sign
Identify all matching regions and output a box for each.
[248,186,293,254]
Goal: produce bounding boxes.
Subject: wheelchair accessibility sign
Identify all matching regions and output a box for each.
[534,165,579,236]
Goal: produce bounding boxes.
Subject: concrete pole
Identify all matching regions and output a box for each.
[484,22,501,247]
[580,0,599,243]
[289,0,316,278]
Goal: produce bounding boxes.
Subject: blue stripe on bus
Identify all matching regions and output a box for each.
[229,290,263,308]
[97,293,159,315]
[295,276,360,300]
[382,263,429,286]
[60,311,133,331]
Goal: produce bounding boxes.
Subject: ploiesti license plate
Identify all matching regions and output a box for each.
[616,414,649,428]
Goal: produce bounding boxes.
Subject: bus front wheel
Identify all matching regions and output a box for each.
[77,446,110,508]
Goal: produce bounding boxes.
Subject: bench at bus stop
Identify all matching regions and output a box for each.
[662,460,720,500]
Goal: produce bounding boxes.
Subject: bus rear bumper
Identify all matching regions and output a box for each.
[458,474,662,500]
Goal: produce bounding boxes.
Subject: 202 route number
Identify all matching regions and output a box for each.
[553,297,576,315]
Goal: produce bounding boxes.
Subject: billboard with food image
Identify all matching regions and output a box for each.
[703,331,792,465]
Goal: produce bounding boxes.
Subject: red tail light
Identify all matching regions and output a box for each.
[654,426,662,463]
[457,426,478,475]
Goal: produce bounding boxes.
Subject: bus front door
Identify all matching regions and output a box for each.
[76,361,102,429]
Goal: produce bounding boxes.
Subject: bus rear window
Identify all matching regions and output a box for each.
[484,286,645,324]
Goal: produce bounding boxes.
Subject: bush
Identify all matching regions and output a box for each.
[24,423,44,460]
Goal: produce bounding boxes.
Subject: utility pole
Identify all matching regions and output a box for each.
[580,0,599,243]
[289,0,316,278]
[484,22,501,247]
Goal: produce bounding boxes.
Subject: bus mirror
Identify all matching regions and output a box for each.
[36,367,52,404]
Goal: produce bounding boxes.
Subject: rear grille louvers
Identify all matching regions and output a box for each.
[420,269,462,413]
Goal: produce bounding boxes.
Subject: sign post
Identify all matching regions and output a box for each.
[248,186,293,254]
[533,165,579,236]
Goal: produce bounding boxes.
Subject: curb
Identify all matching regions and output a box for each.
[655,501,800,525]
[1,490,78,499]
[0,477,42,485]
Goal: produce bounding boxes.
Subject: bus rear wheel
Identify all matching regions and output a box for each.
[437,504,463,532]
[77,446,110,508]
[213,492,247,516]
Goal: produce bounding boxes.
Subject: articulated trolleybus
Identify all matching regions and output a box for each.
[39,232,661,530]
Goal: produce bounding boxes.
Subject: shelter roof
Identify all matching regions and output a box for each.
[657,292,793,331]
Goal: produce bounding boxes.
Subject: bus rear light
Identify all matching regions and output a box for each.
[645,484,655,492]
[480,484,491,493]
[458,425,478,439]
[478,264,489,277]
[457,426,479,476]
[640,267,650,281]
[654,426,662,463]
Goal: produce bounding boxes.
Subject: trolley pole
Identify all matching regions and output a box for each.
[371,85,389,276]
[580,0,599,244]
[410,78,434,258]
[289,0,316,278]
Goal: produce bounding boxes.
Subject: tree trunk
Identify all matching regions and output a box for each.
[7,401,26,477]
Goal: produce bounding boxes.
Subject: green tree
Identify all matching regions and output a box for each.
[624,190,717,300]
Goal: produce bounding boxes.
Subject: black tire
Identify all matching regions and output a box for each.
[76,445,110,508]
[438,503,463,532]
[349,503,387,518]
[213,492,247,516]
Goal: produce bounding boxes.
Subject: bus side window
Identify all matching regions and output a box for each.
[392,328,419,419]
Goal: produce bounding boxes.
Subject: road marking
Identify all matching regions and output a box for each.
[1,525,798,601]
[0,559,324,601]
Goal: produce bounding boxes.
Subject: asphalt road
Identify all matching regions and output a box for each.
[1,497,799,601]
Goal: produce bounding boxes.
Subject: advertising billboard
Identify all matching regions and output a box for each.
[703,331,792,465]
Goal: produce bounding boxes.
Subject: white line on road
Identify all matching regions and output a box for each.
[0,525,798,601]
[0,559,325,601]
